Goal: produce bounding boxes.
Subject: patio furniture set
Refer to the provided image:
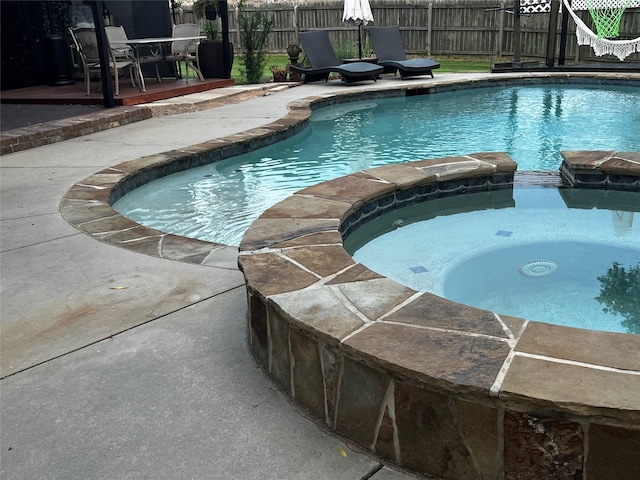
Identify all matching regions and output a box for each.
[68,23,439,95]
[68,24,205,95]
[290,27,440,84]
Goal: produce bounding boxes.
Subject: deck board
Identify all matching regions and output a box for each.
[1,78,235,106]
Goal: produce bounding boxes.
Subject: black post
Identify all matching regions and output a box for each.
[558,0,569,65]
[358,23,363,59]
[218,0,231,79]
[90,1,115,108]
[546,0,560,68]
[513,0,521,64]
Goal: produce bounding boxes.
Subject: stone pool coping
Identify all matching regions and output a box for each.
[60,72,640,267]
[59,73,640,479]
[238,152,640,479]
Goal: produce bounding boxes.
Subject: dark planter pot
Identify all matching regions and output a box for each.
[204,5,217,20]
[198,41,234,79]
[288,62,302,82]
[272,71,287,82]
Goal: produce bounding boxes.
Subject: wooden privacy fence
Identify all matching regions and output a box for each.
[179,0,640,63]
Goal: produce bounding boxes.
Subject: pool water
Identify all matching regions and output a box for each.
[350,187,640,334]
[113,84,640,246]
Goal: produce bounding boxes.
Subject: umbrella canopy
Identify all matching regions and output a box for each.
[342,0,374,58]
[342,0,374,25]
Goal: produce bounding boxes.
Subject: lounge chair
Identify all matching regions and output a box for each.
[289,31,383,84]
[369,26,440,79]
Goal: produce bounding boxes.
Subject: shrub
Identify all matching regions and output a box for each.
[237,0,274,84]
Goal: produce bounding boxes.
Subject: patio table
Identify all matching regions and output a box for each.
[125,36,206,91]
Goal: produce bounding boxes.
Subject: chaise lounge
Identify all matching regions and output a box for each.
[369,26,440,79]
[289,30,383,84]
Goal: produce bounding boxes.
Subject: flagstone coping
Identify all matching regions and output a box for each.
[238,155,640,479]
[59,74,640,268]
[57,75,640,479]
[561,151,640,190]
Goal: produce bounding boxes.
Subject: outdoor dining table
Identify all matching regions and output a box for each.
[124,36,206,91]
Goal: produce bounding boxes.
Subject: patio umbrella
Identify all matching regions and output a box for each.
[342,0,374,59]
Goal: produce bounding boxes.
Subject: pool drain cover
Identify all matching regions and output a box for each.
[520,260,557,277]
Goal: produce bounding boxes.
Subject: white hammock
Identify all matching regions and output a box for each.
[562,0,640,60]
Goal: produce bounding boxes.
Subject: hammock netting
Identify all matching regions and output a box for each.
[563,0,640,60]
[586,0,633,37]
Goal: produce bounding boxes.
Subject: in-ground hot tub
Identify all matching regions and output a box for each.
[348,186,639,335]
[238,152,640,480]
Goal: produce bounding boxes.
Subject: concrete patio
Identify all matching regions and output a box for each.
[1,77,443,480]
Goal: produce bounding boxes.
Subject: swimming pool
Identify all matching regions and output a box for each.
[349,187,640,334]
[113,84,640,246]
[61,72,640,479]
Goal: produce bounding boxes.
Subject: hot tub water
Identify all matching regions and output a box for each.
[350,187,640,334]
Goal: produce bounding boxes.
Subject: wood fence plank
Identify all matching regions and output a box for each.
[184,1,639,62]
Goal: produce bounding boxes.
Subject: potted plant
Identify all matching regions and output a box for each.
[193,0,234,78]
[270,64,287,82]
[286,43,303,82]
[286,43,301,62]
[193,0,217,21]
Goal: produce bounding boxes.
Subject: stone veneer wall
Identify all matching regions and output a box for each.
[238,154,640,480]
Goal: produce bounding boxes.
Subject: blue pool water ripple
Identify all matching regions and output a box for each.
[114,85,640,246]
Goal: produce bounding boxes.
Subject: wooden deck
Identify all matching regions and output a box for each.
[0,77,235,106]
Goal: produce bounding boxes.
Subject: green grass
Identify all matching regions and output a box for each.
[180,54,494,84]
[243,54,495,82]
[432,55,493,73]
[231,54,289,83]
[179,55,290,83]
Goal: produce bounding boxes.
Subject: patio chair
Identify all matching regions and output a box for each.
[105,26,141,89]
[369,26,440,79]
[68,27,136,96]
[105,26,134,60]
[165,23,202,81]
[289,30,383,84]
[104,25,161,92]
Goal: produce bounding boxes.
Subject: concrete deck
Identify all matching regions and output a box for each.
[0,77,447,480]
[1,72,638,479]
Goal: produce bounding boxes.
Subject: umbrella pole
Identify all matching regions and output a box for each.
[358,23,363,59]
